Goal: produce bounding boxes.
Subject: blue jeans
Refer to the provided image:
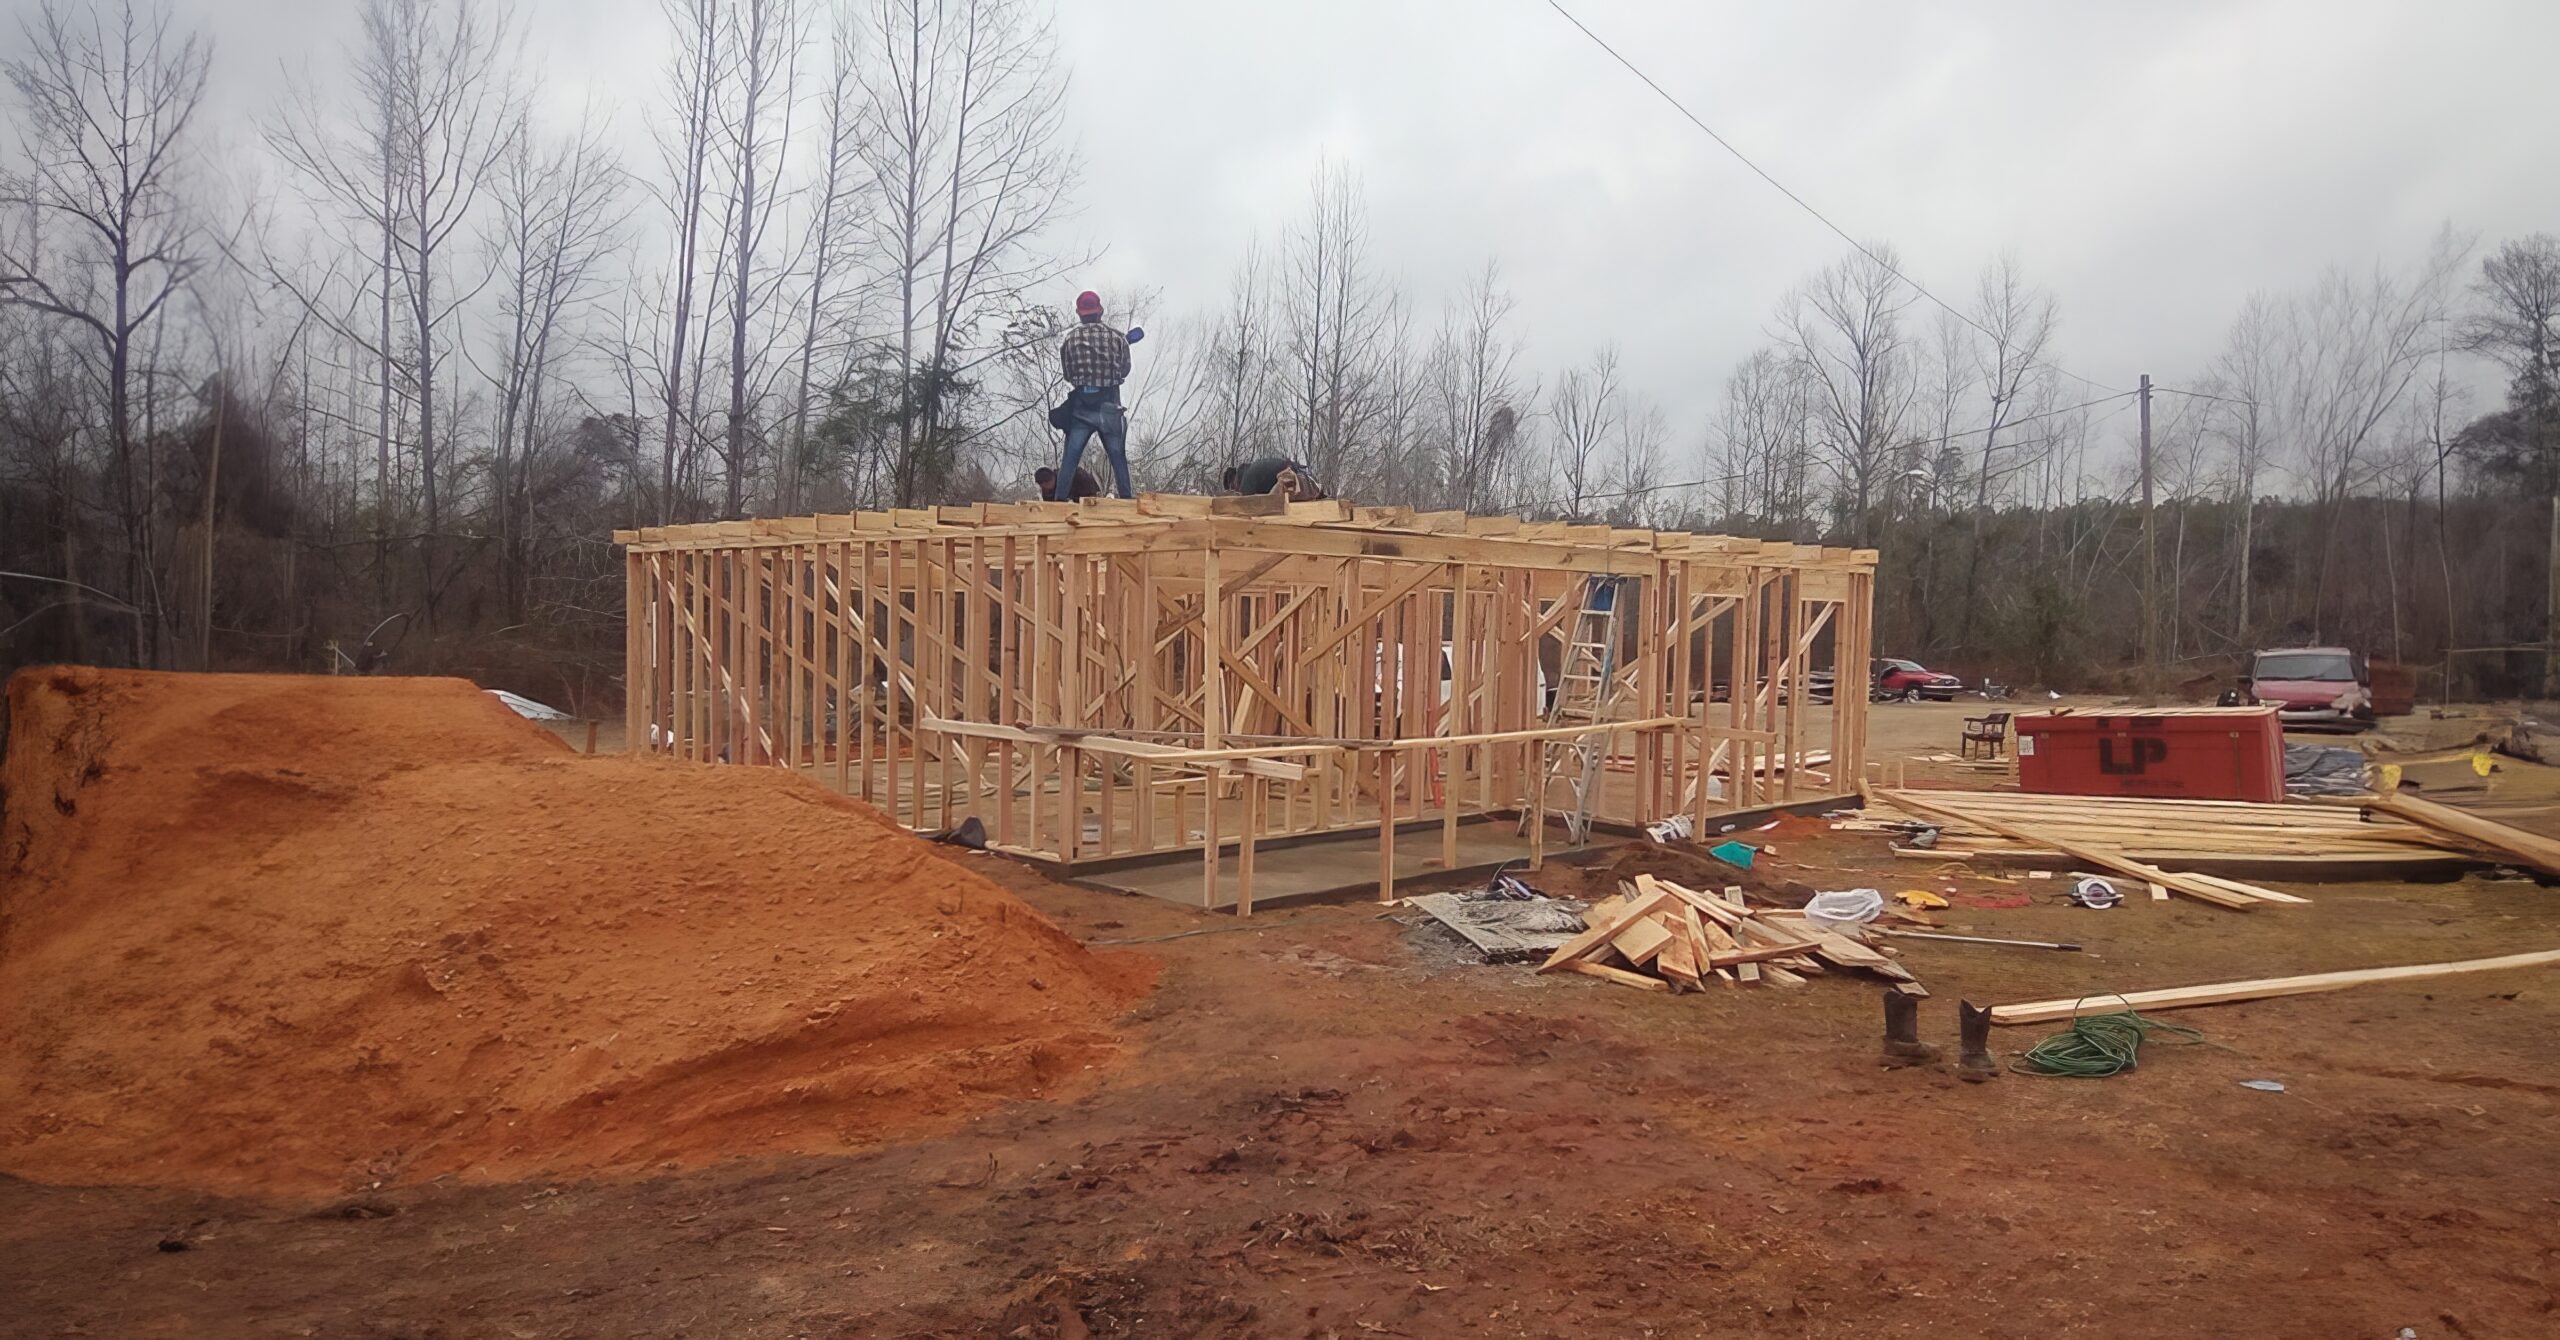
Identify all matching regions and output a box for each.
[1054,394,1132,500]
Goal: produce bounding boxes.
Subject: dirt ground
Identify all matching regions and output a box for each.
[8,700,2560,1337]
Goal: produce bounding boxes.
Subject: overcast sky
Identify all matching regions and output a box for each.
[167,0,2558,456]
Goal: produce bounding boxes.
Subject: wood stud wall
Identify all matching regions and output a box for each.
[616,495,1876,913]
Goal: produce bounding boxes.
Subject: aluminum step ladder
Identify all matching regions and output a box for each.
[1530,576,1631,846]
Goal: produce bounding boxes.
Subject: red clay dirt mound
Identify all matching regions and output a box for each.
[0,667,1152,1199]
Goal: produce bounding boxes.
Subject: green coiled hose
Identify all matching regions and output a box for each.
[2013,1008,2207,1078]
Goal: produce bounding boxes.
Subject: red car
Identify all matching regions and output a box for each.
[1872,658,1964,703]
[2237,646,2373,729]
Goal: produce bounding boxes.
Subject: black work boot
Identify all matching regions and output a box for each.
[1957,1000,1999,1083]
[1881,990,1938,1067]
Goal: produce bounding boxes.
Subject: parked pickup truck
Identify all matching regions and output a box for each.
[2235,646,2373,729]
[1872,658,1964,703]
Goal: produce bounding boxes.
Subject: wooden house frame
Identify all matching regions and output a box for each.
[615,494,1876,914]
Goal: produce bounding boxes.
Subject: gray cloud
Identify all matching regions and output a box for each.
[155,0,2560,461]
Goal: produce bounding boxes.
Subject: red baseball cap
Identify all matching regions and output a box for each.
[1074,290,1103,317]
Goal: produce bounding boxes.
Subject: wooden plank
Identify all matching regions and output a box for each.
[2366,791,2560,877]
[1679,904,1714,970]
[888,542,908,825]
[1444,564,1468,872]
[1237,778,1260,917]
[1537,884,1680,971]
[1300,561,1444,660]
[917,715,1312,781]
[1990,948,2560,1026]
[1807,932,1925,992]
[1200,543,1221,907]
[1657,929,1702,987]
[2182,872,2313,905]
[1881,790,2260,911]
[623,550,644,752]
[1377,749,1396,904]
[1704,941,1820,969]
[1894,846,2478,877]
[1563,960,1671,992]
[1611,914,1676,967]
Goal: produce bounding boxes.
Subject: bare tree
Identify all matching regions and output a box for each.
[1,0,209,664]
[1282,161,1394,489]
[2206,292,2279,644]
[270,0,521,610]
[711,0,803,517]
[1956,255,2060,639]
[2275,228,2470,635]
[1423,261,1533,514]
[858,0,1079,506]
[2463,233,2560,688]
[1362,292,1430,502]
[645,0,723,522]
[1602,397,1670,526]
[483,110,624,622]
[779,4,867,514]
[1779,245,1914,546]
[1203,238,1279,475]
[1550,344,1622,520]
[1709,346,1813,531]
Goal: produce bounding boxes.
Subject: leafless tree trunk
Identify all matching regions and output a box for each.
[2464,234,2560,691]
[713,0,802,518]
[1550,345,1622,520]
[1,0,209,666]
[2207,292,2278,646]
[1956,255,2059,642]
[780,6,865,515]
[384,0,519,613]
[1206,238,1277,474]
[270,0,520,617]
[1427,261,1533,515]
[483,111,624,622]
[1780,244,1914,547]
[2279,228,2469,636]
[859,0,1077,507]
[1603,398,1669,526]
[1709,346,1814,532]
[1282,161,1393,490]
[650,0,723,523]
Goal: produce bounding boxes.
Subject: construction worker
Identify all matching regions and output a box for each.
[1223,456,1326,501]
[1051,290,1136,500]
[1034,464,1105,500]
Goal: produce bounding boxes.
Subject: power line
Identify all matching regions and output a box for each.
[1543,0,2116,395]
[2150,384,2256,409]
[1581,389,2137,503]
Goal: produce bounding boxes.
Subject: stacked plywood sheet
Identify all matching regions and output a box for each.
[1536,875,1925,996]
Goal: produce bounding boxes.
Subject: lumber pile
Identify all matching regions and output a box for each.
[2363,790,2560,880]
[1536,875,1926,996]
[1850,789,2481,885]
[1871,789,2324,910]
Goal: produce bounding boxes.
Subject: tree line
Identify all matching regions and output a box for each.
[1,0,2553,708]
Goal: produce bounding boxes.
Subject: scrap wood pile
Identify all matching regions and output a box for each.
[1537,874,1925,996]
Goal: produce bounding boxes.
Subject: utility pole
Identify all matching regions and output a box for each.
[2139,374,2158,703]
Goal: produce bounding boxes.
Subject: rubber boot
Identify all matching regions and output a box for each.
[1880,991,1938,1067]
[1957,1000,1999,1083]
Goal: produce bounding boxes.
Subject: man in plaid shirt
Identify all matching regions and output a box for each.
[1051,290,1137,500]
